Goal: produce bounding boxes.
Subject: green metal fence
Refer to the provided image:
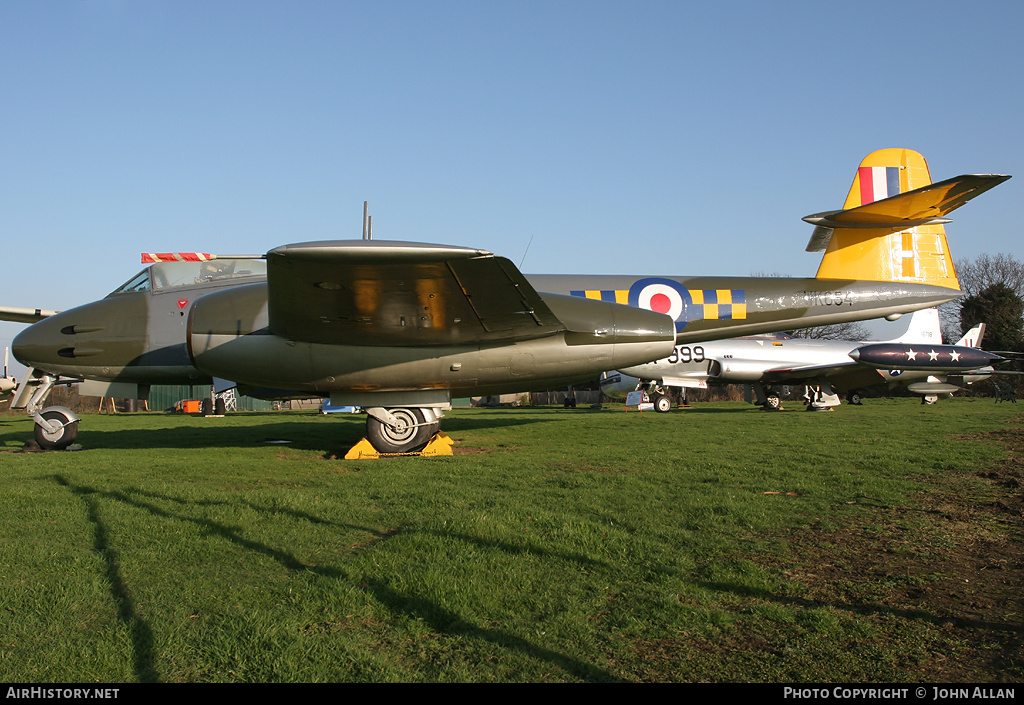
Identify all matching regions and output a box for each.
[147,385,277,412]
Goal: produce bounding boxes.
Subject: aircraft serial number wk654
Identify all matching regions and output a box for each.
[797,289,854,307]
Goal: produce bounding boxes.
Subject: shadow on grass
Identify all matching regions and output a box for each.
[667,406,767,414]
[579,405,766,415]
[35,411,557,452]
[50,474,619,682]
[363,577,620,681]
[3,413,556,458]
[53,475,160,683]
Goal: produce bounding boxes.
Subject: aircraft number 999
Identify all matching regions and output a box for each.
[667,345,704,364]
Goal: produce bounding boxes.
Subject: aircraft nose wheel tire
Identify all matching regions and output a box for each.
[34,409,79,450]
[651,393,673,413]
[366,408,435,454]
[764,393,781,411]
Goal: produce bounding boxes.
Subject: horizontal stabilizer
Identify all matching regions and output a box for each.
[805,174,1010,251]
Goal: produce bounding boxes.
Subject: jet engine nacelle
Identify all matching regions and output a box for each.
[707,358,771,381]
[186,283,676,399]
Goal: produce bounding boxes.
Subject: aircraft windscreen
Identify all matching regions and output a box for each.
[109,259,267,295]
[111,269,151,295]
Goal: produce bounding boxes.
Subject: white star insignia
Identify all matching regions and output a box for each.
[928,349,939,361]
[906,348,918,361]
[950,350,961,362]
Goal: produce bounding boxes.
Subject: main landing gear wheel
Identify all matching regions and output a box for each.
[764,393,781,411]
[651,393,673,413]
[34,408,79,450]
[847,390,864,405]
[366,408,435,454]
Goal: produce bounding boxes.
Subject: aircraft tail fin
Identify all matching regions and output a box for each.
[806,148,1010,289]
[885,307,943,345]
[955,322,986,348]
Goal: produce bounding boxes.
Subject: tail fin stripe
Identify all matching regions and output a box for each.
[887,166,901,198]
[859,166,901,204]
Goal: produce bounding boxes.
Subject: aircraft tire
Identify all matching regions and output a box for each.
[34,408,79,450]
[764,393,781,411]
[366,408,434,454]
[652,393,673,413]
[848,391,864,405]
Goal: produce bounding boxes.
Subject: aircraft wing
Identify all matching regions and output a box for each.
[0,306,59,324]
[265,240,567,346]
[759,360,888,393]
[759,360,861,383]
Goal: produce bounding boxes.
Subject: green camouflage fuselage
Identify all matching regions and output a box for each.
[13,263,958,403]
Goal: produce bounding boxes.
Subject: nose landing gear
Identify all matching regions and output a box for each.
[33,407,80,450]
[10,369,81,450]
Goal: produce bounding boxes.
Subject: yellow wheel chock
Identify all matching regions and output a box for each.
[344,431,454,460]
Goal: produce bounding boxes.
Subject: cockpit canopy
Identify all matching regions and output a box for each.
[110,259,267,296]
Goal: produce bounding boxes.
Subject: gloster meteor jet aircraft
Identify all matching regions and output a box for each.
[2,149,1010,453]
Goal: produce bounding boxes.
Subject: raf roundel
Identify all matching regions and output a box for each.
[635,282,685,321]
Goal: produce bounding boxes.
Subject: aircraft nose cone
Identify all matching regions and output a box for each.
[11,317,59,368]
[11,293,150,375]
[848,348,862,362]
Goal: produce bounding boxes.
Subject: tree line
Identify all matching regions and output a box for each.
[944,253,1024,354]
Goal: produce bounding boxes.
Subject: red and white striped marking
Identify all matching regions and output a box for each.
[141,252,216,264]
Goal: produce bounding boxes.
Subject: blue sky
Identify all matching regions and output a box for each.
[2,0,1022,369]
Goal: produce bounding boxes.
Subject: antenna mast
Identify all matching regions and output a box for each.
[362,201,373,240]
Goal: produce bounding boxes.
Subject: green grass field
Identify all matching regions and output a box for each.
[0,399,1020,683]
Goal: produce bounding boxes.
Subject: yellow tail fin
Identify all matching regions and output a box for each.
[808,148,1009,289]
